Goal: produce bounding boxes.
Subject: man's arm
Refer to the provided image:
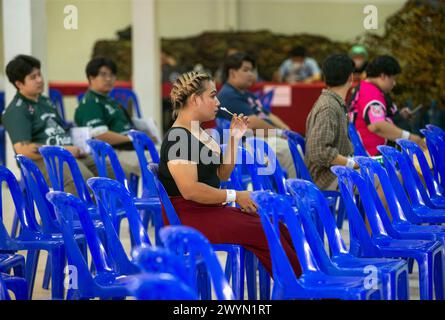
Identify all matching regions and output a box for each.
[368,121,426,148]
[95,131,131,146]
[267,113,290,130]
[13,142,42,160]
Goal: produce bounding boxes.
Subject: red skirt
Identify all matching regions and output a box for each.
[163,196,301,278]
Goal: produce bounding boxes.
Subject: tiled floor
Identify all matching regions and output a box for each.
[1,185,421,300]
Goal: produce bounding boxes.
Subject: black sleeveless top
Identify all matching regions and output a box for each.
[159,127,222,196]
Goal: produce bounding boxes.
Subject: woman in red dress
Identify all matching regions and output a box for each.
[158,71,301,277]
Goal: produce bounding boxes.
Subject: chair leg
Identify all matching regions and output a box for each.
[433,250,444,300]
[25,250,40,300]
[10,211,19,238]
[50,247,66,300]
[245,251,257,300]
[258,263,271,300]
[42,256,51,290]
[3,277,28,300]
[230,247,244,300]
[417,255,434,300]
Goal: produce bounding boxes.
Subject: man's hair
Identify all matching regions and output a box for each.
[85,57,117,78]
[366,55,401,78]
[322,54,355,87]
[289,46,306,58]
[5,55,41,88]
[222,52,255,83]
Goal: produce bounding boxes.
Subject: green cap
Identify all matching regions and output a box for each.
[349,45,368,59]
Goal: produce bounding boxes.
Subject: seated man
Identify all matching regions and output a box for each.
[216,52,295,178]
[349,55,425,156]
[305,54,357,190]
[75,57,153,176]
[2,54,106,195]
[278,46,321,84]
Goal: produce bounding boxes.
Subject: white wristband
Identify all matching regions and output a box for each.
[226,189,237,203]
[346,157,356,169]
[276,129,284,136]
[401,130,410,140]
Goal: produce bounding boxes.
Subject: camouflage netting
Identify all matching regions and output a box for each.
[92,0,444,110]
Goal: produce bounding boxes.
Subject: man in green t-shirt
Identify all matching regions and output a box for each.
[75,57,152,176]
[2,54,109,195]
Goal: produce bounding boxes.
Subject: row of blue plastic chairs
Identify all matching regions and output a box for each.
[2,125,443,298]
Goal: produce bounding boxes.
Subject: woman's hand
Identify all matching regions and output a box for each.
[229,113,249,140]
[235,191,258,213]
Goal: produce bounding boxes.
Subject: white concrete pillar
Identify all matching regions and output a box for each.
[2,0,47,173]
[132,0,161,133]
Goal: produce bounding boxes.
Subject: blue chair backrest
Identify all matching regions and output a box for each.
[251,191,319,294]
[159,225,235,300]
[130,273,198,300]
[110,87,142,118]
[0,166,41,241]
[77,92,85,103]
[421,128,445,186]
[348,123,368,156]
[0,274,10,300]
[86,139,130,191]
[378,145,433,208]
[147,164,181,225]
[286,179,348,257]
[48,88,66,121]
[128,130,160,198]
[396,138,442,199]
[214,117,232,145]
[330,166,383,257]
[87,177,152,251]
[46,191,113,289]
[283,130,305,155]
[16,155,60,233]
[219,144,263,191]
[286,138,312,181]
[0,91,5,114]
[132,246,191,286]
[245,137,287,194]
[260,89,275,113]
[38,146,94,206]
[354,156,418,224]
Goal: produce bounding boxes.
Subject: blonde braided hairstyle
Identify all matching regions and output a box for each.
[170,71,212,119]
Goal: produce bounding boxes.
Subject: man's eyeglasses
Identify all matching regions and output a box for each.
[98,71,116,79]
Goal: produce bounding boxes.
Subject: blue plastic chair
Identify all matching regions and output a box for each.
[0,253,25,278]
[0,273,28,300]
[283,130,305,155]
[260,89,275,113]
[15,154,90,292]
[76,92,85,103]
[286,179,409,300]
[0,274,8,300]
[348,123,369,156]
[356,155,445,280]
[48,88,66,122]
[396,138,445,208]
[331,165,445,300]
[421,128,445,189]
[378,145,445,222]
[86,139,162,244]
[147,164,248,300]
[110,87,142,118]
[286,137,346,230]
[86,177,153,254]
[251,191,382,300]
[0,166,66,300]
[215,117,232,145]
[245,137,287,194]
[129,272,198,300]
[160,225,235,300]
[46,191,141,300]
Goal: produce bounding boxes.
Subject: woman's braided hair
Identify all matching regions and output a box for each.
[170,71,212,119]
